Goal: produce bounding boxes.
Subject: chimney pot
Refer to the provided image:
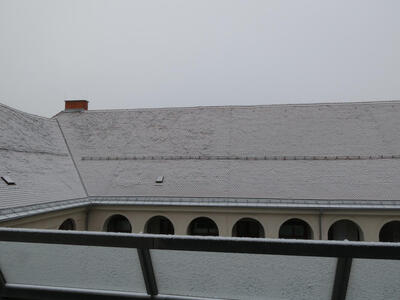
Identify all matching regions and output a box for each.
[65,100,89,111]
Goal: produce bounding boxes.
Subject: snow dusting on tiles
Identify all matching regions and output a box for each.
[3,100,400,219]
[0,104,86,210]
[56,101,400,200]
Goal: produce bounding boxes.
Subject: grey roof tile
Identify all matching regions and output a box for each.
[0,104,86,210]
[56,101,400,158]
[4,100,400,216]
[53,101,400,201]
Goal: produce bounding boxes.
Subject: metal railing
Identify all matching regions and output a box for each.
[0,228,399,300]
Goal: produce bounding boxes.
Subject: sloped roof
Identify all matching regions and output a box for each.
[55,101,400,200]
[0,103,86,210]
[56,101,400,158]
[61,159,400,200]
[2,100,400,217]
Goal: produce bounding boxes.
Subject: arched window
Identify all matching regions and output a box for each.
[279,218,313,240]
[232,218,265,238]
[59,218,76,230]
[188,217,219,236]
[145,216,174,235]
[328,220,363,241]
[379,221,400,242]
[104,214,132,233]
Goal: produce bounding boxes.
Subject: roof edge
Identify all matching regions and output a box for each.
[55,99,400,114]
[2,196,400,223]
[0,102,51,120]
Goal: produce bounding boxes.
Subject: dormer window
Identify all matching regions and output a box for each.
[1,176,15,185]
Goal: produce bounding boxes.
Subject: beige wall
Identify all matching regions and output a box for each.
[1,207,87,230]
[88,206,321,238]
[2,205,400,242]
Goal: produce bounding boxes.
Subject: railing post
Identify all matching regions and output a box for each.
[137,248,158,297]
[0,269,6,299]
[331,257,352,300]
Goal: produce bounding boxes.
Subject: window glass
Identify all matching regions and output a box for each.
[188,217,219,236]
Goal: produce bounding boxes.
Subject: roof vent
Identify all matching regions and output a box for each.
[1,176,15,185]
[65,100,89,111]
[155,176,164,183]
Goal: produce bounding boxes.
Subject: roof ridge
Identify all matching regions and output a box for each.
[55,118,89,197]
[57,99,400,114]
[0,102,51,120]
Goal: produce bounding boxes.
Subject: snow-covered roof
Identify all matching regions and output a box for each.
[56,100,400,200]
[2,100,400,219]
[0,103,86,210]
[56,101,400,158]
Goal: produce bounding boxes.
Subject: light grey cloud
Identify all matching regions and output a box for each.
[0,0,399,117]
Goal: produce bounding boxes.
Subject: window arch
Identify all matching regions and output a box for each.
[379,221,400,242]
[145,216,174,235]
[58,218,76,230]
[279,218,313,240]
[188,217,219,236]
[232,218,265,238]
[104,214,132,233]
[328,219,363,241]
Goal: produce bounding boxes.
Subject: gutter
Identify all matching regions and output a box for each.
[2,196,400,224]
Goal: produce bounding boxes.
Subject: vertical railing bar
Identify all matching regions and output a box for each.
[137,248,158,296]
[331,257,353,300]
[0,268,6,299]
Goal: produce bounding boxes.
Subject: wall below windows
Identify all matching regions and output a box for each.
[0,207,87,230]
[1,204,400,242]
[86,205,400,242]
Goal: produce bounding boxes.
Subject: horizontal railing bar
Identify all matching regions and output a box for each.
[155,295,225,300]
[3,284,150,300]
[3,284,223,300]
[0,228,400,259]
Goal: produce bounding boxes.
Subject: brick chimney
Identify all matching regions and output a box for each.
[65,100,89,111]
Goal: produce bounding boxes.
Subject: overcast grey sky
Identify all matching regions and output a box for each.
[0,0,399,117]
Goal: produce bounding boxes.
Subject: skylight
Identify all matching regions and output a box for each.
[155,176,164,183]
[1,176,15,185]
